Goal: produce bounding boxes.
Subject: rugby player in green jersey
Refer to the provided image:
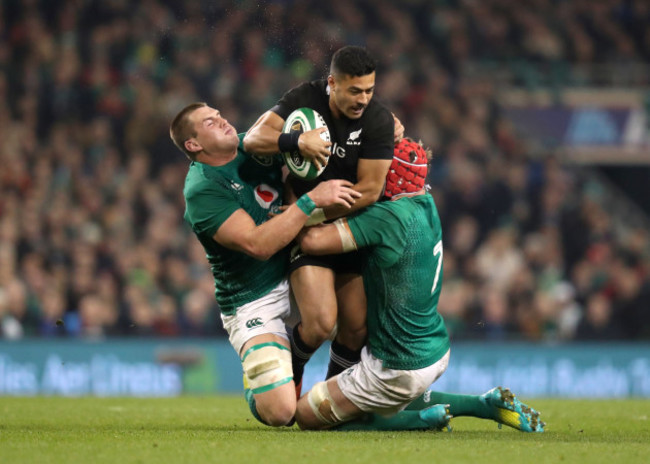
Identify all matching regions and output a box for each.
[293,138,545,432]
[170,102,361,427]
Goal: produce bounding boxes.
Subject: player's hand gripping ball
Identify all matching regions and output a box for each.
[384,138,430,198]
[281,108,330,180]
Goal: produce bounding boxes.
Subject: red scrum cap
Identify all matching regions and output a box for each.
[384,138,430,199]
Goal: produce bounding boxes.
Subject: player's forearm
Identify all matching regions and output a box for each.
[299,224,344,255]
[245,204,310,260]
[243,124,282,155]
[317,158,391,220]
[321,182,381,220]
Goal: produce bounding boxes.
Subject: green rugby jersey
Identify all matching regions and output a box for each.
[183,135,287,315]
[347,194,449,370]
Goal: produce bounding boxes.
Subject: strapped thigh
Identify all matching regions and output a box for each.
[242,342,293,394]
[307,381,356,425]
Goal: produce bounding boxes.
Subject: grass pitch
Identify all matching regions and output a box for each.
[1,396,648,464]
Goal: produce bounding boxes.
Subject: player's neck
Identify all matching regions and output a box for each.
[196,148,238,167]
[329,99,342,119]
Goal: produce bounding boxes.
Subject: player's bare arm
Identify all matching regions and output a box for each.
[243,111,331,168]
[242,110,285,155]
[214,180,360,260]
[318,157,391,221]
[299,218,357,256]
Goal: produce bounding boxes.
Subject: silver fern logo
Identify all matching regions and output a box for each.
[346,128,362,145]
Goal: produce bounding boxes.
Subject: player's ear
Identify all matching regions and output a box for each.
[327,74,336,90]
[185,138,202,153]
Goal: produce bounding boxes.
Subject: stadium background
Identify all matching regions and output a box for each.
[0,0,649,397]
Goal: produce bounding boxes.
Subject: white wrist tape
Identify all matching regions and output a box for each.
[334,219,357,252]
[305,208,326,227]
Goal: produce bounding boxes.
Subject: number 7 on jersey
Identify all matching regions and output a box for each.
[431,240,443,295]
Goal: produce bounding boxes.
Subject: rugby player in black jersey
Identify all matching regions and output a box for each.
[244,46,404,392]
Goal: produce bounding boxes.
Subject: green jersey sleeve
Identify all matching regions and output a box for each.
[347,202,406,267]
[184,176,240,238]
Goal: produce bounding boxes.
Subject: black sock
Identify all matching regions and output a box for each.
[326,340,361,379]
[289,324,317,385]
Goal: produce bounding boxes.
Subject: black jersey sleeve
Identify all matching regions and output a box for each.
[270,82,318,120]
[359,104,394,160]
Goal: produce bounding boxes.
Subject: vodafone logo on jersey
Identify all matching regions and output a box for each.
[254,184,279,209]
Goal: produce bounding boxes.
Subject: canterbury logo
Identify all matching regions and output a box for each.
[245,318,263,328]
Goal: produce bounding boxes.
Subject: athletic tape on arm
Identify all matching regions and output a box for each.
[305,208,326,227]
[241,342,293,394]
[334,219,357,252]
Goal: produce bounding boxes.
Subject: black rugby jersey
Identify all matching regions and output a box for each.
[271,79,394,196]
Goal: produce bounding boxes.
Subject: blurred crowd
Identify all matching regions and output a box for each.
[0,0,649,341]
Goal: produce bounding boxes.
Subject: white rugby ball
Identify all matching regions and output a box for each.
[281,107,330,180]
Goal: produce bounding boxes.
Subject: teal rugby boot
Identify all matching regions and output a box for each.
[418,404,453,431]
[481,387,545,432]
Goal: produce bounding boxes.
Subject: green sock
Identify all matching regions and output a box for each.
[244,388,268,425]
[406,391,490,419]
[333,410,433,431]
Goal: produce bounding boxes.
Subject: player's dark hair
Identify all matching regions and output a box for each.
[330,46,376,77]
[170,101,207,160]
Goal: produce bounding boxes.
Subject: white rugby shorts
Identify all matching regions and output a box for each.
[336,347,451,416]
[220,279,300,356]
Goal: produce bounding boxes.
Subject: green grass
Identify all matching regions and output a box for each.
[1,396,649,464]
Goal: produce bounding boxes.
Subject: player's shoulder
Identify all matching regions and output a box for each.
[394,193,434,210]
[184,161,230,198]
[286,79,327,98]
[274,80,328,118]
[362,97,393,126]
[368,95,391,113]
[183,162,209,196]
[357,199,401,221]
[370,195,430,220]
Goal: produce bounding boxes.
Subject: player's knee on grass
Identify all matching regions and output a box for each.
[242,341,295,426]
[255,386,296,426]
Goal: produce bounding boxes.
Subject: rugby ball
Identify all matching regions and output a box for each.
[281,108,330,180]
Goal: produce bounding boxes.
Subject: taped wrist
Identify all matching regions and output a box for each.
[278,132,300,153]
[305,208,326,227]
[296,194,317,216]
